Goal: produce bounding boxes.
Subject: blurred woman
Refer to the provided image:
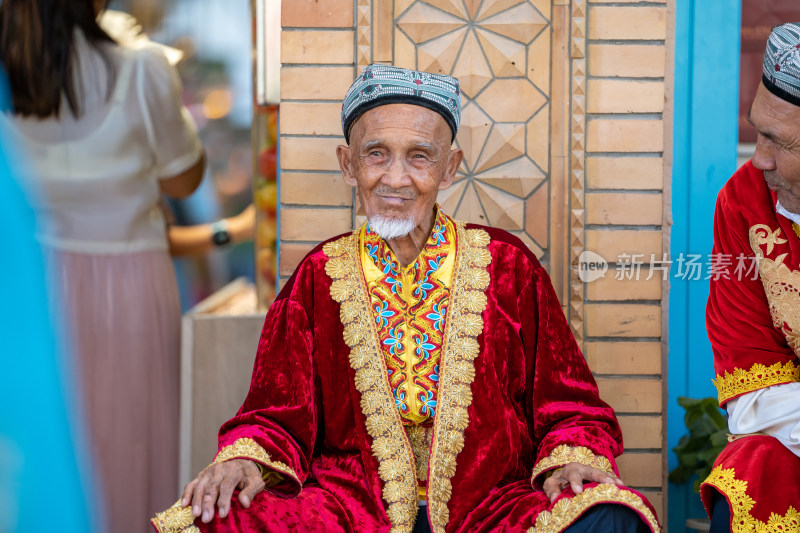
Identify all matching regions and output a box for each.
[0,1,204,530]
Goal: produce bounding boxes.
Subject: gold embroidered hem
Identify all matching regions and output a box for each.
[325,232,419,532]
[526,484,661,533]
[713,361,800,404]
[152,501,201,533]
[427,225,491,533]
[530,445,615,484]
[703,466,800,532]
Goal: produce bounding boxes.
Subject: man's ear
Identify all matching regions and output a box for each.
[440,148,463,190]
[337,145,357,187]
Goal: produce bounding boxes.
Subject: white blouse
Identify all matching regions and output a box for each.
[1,32,201,254]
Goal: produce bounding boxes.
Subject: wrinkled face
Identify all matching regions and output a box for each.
[749,82,800,213]
[337,104,462,234]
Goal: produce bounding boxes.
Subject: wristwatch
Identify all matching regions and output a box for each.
[211,219,231,246]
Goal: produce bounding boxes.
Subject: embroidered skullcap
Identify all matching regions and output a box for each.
[763,22,800,106]
[341,63,461,144]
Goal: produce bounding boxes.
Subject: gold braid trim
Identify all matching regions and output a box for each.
[427,225,491,533]
[150,438,299,533]
[713,361,800,404]
[325,233,419,533]
[703,466,800,532]
[152,502,199,533]
[531,445,615,483]
[526,483,661,533]
[211,437,299,485]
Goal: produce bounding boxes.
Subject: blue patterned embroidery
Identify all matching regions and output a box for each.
[383,327,405,356]
[413,276,435,299]
[427,255,444,272]
[366,243,379,264]
[419,389,436,417]
[431,222,446,246]
[381,253,399,276]
[428,364,439,383]
[426,301,447,332]
[414,333,436,360]
[395,388,408,412]
[373,301,395,328]
[385,275,402,295]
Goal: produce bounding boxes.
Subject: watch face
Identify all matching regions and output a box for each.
[212,228,231,246]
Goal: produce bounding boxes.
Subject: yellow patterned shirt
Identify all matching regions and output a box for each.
[360,208,455,426]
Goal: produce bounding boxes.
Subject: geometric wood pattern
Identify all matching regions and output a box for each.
[357,0,371,68]
[392,1,553,263]
[569,0,587,344]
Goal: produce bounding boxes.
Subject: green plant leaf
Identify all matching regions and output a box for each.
[669,396,730,494]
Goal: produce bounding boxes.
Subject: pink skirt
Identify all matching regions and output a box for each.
[48,248,181,533]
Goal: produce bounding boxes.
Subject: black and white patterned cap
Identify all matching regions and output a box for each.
[763,22,800,106]
[341,64,461,144]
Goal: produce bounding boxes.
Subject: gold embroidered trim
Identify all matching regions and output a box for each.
[703,466,800,532]
[793,222,800,240]
[526,483,661,533]
[408,425,433,483]
[150,438,299,533]
[427,225,491,533]
[325,232,419,532]
[152,501,198,533]
[749,224,800,356]
[530,445,615,483]
[212,437,299,485]
[713,361,800,404]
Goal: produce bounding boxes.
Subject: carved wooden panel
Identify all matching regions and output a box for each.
[390,1,552,265]
[359,1,580,334]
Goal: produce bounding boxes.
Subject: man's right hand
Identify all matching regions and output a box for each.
[181,458,266,523]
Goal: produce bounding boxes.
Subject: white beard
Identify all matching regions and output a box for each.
[369,215,417,240]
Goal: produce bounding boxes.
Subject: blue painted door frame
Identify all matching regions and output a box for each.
[668,0,741,529]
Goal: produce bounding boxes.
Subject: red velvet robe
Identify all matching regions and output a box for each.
[702,160,800,528]
[153,222,660,533]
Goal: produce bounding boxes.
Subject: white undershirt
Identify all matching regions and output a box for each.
[724,201,800,458]
[726,384,800,458]
[776,200,800,225]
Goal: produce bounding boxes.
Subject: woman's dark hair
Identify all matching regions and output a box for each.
[0,0,116,118]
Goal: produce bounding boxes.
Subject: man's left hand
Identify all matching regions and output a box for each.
[542,462,623,503]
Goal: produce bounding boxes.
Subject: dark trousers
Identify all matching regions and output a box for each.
[413,504,650,532]
[709,491,732,533]
[413,506,432,533]
[564,504,650,532]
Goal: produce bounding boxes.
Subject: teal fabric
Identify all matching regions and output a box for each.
[0,77,98,531]
[763,22,800,106]
[341,64,461,143]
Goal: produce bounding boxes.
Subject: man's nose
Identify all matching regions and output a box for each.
[383,157,411,188]
[752,135,777,171]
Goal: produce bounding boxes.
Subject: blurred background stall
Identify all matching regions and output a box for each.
[108,0,277,309]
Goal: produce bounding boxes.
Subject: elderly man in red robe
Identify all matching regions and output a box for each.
[152,64,660,533]
[702,22,800,533]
